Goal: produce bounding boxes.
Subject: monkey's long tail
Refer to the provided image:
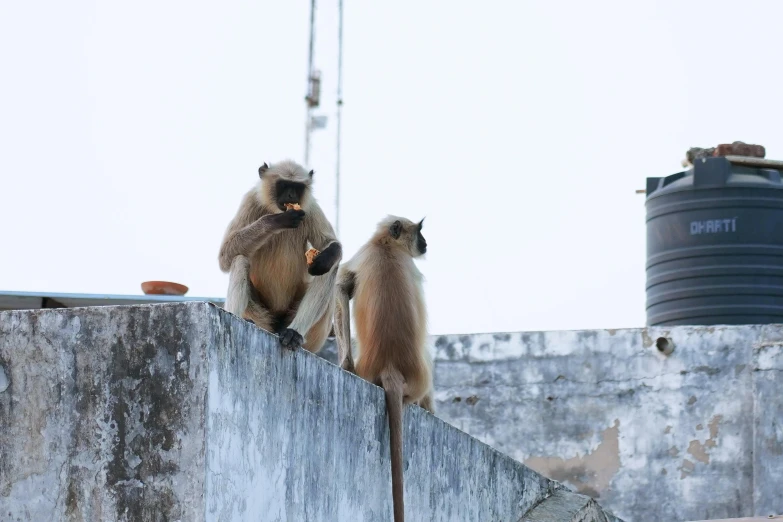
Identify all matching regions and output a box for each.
[381,369,405,522]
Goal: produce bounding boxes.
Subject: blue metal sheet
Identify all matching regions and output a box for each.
[0,290,225,311]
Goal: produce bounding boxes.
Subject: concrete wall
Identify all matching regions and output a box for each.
[0,303,621,522]
[320,324,783,522]
[0,303,209,521]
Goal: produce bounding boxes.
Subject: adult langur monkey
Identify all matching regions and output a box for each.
[218,160,342,351]
[334,215,434,522]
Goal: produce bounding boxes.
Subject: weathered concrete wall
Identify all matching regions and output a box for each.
[320,324,783,522]
[0,303,208,521]
[0,303,621,522]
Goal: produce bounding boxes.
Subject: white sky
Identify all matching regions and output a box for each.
[2,0,782,335]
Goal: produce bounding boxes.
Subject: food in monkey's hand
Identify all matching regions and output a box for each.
[305,248,321,266]
[284,203,302,211]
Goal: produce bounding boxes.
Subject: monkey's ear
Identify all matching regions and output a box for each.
[308,169,314,178]
[258,163,269,178]
[389,220,402,239]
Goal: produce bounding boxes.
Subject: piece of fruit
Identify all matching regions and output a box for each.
[305,248,320,266]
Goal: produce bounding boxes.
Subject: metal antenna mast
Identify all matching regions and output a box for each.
[304,0,318,166]
[303,0,343,235]
[335,0,344,237]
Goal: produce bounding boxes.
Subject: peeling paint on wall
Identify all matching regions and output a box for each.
[318,324,783,521]
[686,415,723,465]
[680,458,695,479]
[523,420,621,499]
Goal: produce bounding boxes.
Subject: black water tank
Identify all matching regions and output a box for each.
[646,156,783,326]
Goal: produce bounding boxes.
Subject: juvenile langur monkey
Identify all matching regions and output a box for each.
[334,216,434,522]
[218,160,342,351]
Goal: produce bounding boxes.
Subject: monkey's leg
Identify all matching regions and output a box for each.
[301,298,335,354]
[225,256,277,332]
[225,256,252,317]
[284,261,339,350]
[243,299,275,333]
[416,354,436,414]
[416,393,435,414]
[334,281,356,373]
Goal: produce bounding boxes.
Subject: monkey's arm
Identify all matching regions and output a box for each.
[218,193,304,272]
[218,217,276,271]
[281,205,343,348]
[334,264,356,373]
[303,205,343,277]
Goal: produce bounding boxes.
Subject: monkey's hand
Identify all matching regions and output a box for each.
[308,242,341,276]
[278,328,303,350]
[270,209,306,230]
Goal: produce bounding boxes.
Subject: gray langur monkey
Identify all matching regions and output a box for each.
[334,215,434,522]
[218,159,342,351]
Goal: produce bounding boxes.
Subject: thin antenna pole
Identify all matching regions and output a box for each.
[304,0,317,165]
[335,0,344,237]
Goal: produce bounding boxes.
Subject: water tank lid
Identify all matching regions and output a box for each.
[646,156,783,198]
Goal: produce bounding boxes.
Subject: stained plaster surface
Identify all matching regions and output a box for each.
[319,323,783,521]
[0,302,622,522]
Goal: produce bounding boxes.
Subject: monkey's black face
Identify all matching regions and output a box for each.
[275,180,307,210]
[416,220,427,256]
[416,231,427,255]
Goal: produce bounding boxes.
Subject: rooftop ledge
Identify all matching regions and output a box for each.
[0,301,622,522]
